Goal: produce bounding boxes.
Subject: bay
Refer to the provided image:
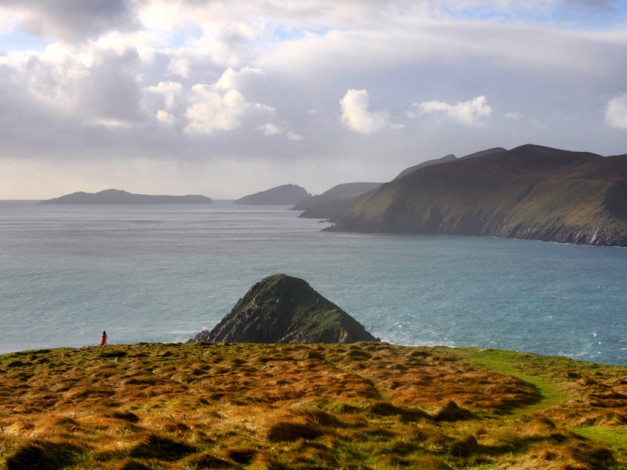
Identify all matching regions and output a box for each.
[0,201,625,365]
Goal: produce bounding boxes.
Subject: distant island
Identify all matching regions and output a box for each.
[318,144,627,247]
[234,184,310,205]
[40,189,213,204]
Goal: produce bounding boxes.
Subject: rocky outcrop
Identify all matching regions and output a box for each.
[191,274,378,343]
[326,144,627,247]
[234,184,310,205]
[40,189,213,204]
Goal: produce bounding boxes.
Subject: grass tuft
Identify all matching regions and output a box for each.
[434,401,476,422]
[6,440,84,470]
[129,434,196,461]
[267,422,325,442]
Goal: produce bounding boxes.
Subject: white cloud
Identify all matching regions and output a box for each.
[148,81,183,111]
[214,66,264,90]
[156,109,176,125]
[182,66,276,134]
[340,89,400,134]
[184,86,246,133]
[604,93,627,129]
[258,123,282,136]
[184,84,275,134]
[257,122,304,141]
[410,95,493,127]
[287,131,304,141]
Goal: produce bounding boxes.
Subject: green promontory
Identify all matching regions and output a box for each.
[191,274,378,343]
[327,144,627,246]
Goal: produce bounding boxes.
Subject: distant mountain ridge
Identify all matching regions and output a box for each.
[393,148,507,180]
[235,184,310,205]
[325,144,627,247]
[40,189,213,204]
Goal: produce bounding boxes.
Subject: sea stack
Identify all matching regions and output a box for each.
[191,274,378,343]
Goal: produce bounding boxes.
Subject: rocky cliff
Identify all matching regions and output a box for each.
[191,274,378,343]
[234,184,310,205]
[41,189,213,204]
[326,144,627,247]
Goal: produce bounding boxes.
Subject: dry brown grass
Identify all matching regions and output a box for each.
[0,343,624,469]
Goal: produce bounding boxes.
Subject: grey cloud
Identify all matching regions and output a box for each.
[77,49,145,123]
[1,0,141,41]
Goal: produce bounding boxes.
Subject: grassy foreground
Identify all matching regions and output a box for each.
[0,342,624,469]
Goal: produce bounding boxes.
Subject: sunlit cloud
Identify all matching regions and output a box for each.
[409,96,493,127]
[604,92,627,129]
[340,89,401,134]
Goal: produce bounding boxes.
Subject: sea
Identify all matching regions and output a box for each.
[1,201,625,366]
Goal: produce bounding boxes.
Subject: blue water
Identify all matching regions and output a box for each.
[1,201,625,365]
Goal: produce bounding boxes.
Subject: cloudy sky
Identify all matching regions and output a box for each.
[1,0,627,199]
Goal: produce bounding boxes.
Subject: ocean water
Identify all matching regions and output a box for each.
[1,201,625,365]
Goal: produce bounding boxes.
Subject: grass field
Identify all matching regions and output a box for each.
[1,342,625,469]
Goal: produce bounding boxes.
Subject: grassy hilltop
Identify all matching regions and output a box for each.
[0,343,625,469]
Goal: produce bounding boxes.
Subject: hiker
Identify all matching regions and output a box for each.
[100,331,107,346]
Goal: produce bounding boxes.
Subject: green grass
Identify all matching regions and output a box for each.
[571,426,627,464]
[444,347,568,413]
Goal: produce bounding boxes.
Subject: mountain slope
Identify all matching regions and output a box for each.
[191,274,378,343]
[296,182,382,219]
[327,144,627,246]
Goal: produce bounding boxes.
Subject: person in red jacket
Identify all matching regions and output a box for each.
[100,331,107,346]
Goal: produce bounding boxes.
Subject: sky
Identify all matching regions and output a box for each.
[1,0,627,199]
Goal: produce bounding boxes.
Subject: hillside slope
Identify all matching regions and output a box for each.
[296,182,382,219]
[328,145,627,246]
[1,344,624,469]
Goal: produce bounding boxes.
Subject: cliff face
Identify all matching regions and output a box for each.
[327,145,627,247]
[234,184,310,205]
[40,189,213,204]
[191,274,378,343]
